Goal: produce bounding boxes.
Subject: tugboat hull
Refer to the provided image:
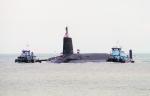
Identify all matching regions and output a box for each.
[15,57,35,63]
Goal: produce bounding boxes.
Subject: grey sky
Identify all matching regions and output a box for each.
[0,0,149,54]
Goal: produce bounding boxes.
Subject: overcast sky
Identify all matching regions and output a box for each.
[0,0,149,54]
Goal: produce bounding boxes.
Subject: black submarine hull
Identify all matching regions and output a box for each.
[49,53,110,63]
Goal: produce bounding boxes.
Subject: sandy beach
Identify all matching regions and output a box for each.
[0,62,150,96]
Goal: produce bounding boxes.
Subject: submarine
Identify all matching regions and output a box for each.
[48,27,110,63]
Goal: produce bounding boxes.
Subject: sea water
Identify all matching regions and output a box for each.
[0,54,150,96]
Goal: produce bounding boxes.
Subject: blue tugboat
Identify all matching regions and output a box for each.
[15,50,41,63]
[107,47,134,63]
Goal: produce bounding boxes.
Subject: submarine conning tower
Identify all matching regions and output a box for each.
[63,27,73,55]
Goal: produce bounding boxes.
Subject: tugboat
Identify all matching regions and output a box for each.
[15,50,41,63]
[107,47,134,63]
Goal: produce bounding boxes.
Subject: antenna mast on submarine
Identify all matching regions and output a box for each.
[64,26,69,37]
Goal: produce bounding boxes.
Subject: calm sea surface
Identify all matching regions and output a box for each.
[0,54,150,96]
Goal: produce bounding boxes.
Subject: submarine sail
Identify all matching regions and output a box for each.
[63,27,73,55]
